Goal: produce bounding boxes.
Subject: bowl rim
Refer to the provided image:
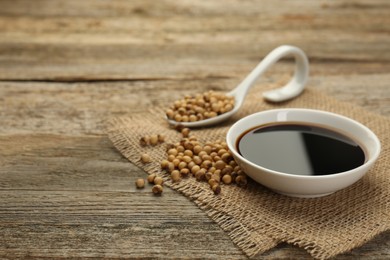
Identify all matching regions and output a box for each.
[226,108,381,180]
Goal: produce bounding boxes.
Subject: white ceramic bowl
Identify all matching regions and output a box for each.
[226,108,381,198]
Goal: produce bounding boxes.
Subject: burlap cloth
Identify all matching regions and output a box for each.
[106,83,390,259]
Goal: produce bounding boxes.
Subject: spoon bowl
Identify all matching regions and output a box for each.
[166,92,239,128]
[166,45,310,128]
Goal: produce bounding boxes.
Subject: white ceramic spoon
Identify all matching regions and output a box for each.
[167,45,309,128]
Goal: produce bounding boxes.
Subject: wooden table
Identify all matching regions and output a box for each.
[1,1,389,259]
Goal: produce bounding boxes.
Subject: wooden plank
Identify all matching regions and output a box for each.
[0,0,389,259]
[0,189,248,259]
[0,74,388,135]
[1,134,389,259]
[0,0,389,80]
[0,75,389,259]
[0,0,389,18]
[0,133,304,259]
[1,189,389,259]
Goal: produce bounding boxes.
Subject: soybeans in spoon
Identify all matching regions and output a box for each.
[165,45,309,128]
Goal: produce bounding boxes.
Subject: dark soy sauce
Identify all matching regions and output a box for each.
[237,123,366,176]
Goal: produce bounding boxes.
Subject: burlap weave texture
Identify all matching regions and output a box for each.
[106,86,390,259]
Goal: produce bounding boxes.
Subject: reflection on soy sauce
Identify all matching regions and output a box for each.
[237,123,365,176]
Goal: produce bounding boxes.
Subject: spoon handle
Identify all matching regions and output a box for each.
[229,45,309,106]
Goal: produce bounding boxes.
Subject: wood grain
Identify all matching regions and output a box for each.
[0,0,390,80]
[0,0,389,259]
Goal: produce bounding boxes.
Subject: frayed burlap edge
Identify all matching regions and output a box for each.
[105,87,390,259]
[106,115,279,257]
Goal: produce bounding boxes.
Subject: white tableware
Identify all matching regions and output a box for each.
[167,45,309,127]
[226,108,381,198]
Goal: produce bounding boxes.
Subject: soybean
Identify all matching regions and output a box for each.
[135,178,145,189]
[159,132,248,195]
[165,91,235,123]
[152,184,163,195]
